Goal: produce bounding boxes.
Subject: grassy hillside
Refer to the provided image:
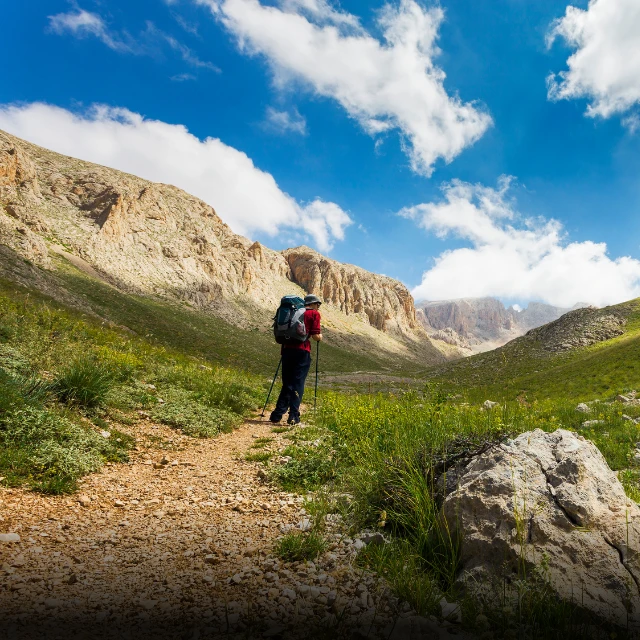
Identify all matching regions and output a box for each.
[0,275,267,493]
[422,299,640,402]
[0,246,430,377]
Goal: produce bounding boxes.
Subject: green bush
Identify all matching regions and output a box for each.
[159,364,263,416]
[271,444,335,491]
[53,358,116,407]
[0,405,130,493]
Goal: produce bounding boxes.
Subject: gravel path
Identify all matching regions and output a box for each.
[0,417,458,640]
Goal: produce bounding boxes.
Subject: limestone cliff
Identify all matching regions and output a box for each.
[417,297,580,354]
[0,129,446,365]
[284,247,417,335]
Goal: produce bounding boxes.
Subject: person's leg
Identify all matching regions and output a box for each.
[270,351,293,422]
[287,350,311,424]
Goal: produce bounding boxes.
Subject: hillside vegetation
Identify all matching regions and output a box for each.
[422,299,640,402]
[0,275,265,493]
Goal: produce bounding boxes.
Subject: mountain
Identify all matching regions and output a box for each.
[416,297,583,354]
[425,299,640,402]
[0,130,447,371]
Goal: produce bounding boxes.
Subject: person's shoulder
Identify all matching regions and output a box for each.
[307,309,321,319]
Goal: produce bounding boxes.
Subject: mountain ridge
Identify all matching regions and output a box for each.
[416,296,584,354]
[0,129,447,369]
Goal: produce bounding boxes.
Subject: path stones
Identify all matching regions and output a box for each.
[0,533,20,543]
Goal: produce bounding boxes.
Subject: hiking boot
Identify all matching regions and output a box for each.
[269,413,283,424]
[287,415,300,425]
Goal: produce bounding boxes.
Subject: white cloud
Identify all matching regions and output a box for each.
[264,107,307,135]
[171,72,197,81]
[403,178,640,307]
[145,22,220,70]
[547,0,640,122]
[48,8,135,52]
[0,103,351,252]
[48,7,218,71]
[195,0,491,176]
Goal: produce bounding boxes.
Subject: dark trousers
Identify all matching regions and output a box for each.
[271,349,311,422]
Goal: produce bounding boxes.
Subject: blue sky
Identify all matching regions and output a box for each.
[2,0,640,307]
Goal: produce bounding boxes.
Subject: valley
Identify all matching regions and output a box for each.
[2,133,640,639]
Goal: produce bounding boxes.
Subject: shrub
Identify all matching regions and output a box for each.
[270,444,335,491]
[159,364,264,416]
[53,358,116,407]
[0,405,130,493]
[152,387,241,437]
[275,531,327,562]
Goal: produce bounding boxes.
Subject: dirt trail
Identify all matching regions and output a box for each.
[0,417,455,640]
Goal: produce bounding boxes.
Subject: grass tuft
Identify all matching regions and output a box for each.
[53,358,115,408]
[275,531,327,562]
[245,451,272,463]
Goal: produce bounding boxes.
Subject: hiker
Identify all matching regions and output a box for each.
[270,294,323,425]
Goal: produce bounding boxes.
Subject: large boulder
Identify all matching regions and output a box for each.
[443,429,640,628]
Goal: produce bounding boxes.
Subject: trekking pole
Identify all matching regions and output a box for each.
[314,341,319,413]
[261,356,282,418]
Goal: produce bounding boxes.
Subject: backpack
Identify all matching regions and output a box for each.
[273,296,308,344]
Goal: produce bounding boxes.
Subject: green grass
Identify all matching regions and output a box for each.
[294,390,640,636]
[0,277,265,492]
[275,531,327,562]
[423,299,640,403]
[245,451,273,463]
[53,358,116,408]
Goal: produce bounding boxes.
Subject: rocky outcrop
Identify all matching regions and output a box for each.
[284,246,418,335]
[443,429,640,628]
[417,297,579,354]
[525,306,627,352]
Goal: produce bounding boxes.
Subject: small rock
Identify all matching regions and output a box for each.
[616,395,631,404]
[160,456,170,465]
[440,598,462,623]
[77,495,91,507]
[360,532,385,546]
[114,500,125,508]
[581,420,604,428]
[100,430,111,439]
[204,554,218,565]
[44,598,62,609]
[10,554,25,566]
[576,403,590,413]
[483,400,499,409]
[153,463,164,470]
[0,533,20,543]
[298,518,312,532]
[623,415,634,422]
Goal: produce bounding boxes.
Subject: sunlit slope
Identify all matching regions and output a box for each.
[425,299,640,402]
[0,245,428,376]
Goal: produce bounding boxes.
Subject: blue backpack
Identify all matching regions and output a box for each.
[273,296,308,344]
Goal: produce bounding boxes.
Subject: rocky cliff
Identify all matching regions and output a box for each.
[416,297,580,354]
[0,129,440,363]
[284,247,417,334]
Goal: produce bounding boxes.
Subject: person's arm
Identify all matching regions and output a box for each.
[308,309,323,342]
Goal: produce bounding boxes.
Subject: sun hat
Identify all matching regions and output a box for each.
[304,294,322,306]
